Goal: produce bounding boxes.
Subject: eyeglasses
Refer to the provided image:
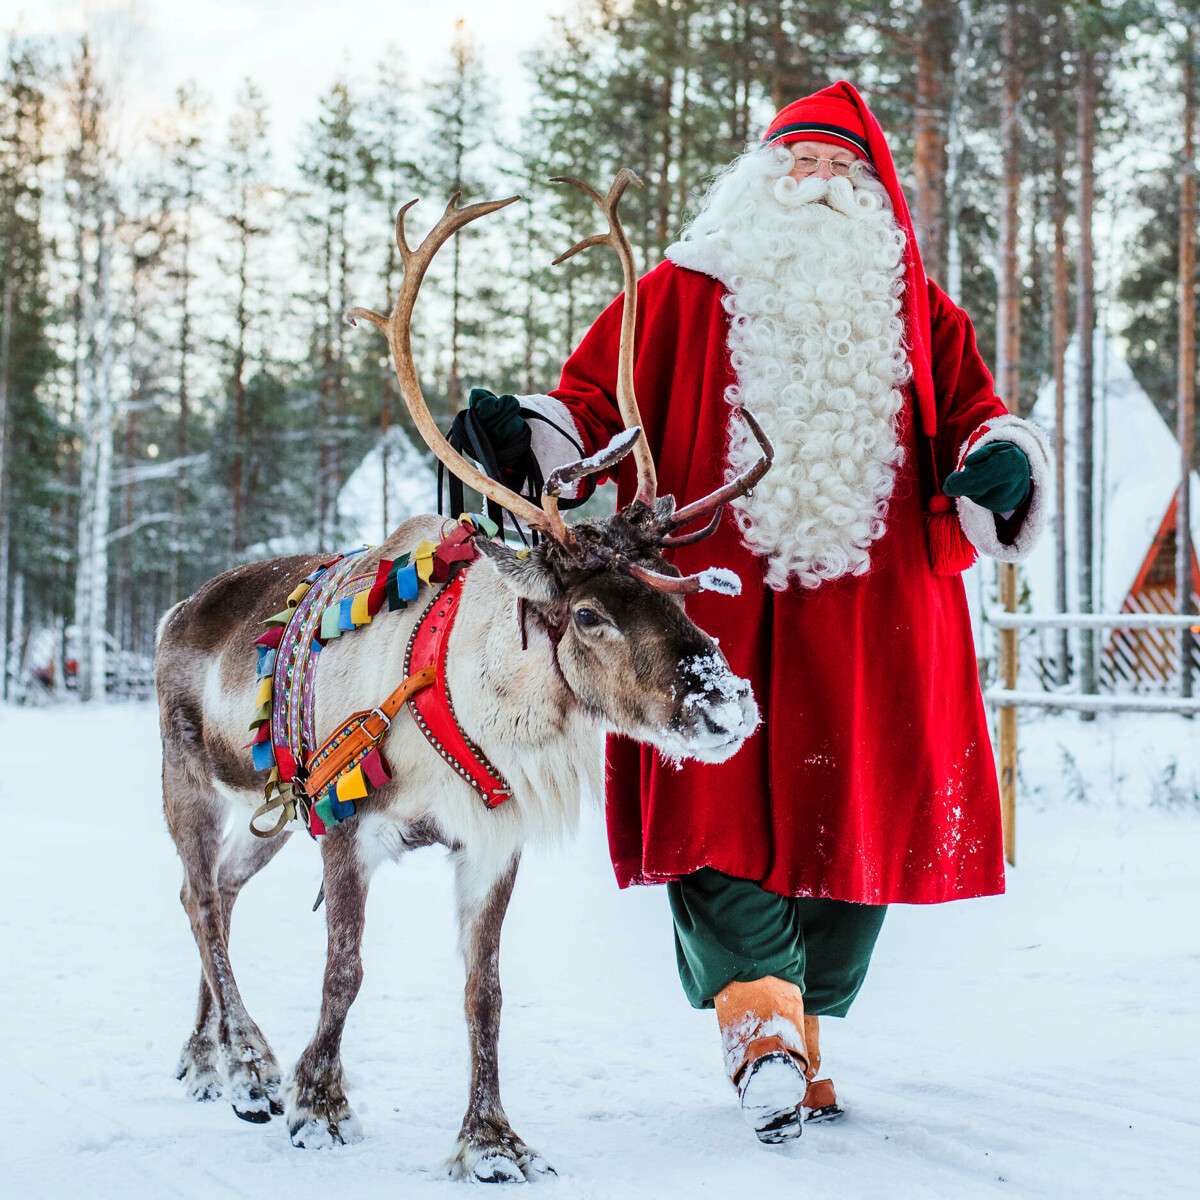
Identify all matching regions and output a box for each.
[790,155,857,178]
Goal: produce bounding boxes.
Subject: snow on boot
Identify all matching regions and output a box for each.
[739,1050,807,1143]
[714,976,809,1145]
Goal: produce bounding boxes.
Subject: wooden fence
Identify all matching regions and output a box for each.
[982,598,1200,866]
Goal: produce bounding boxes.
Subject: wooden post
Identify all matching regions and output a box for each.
[996,0,1022,867]
[999,562,1018,866]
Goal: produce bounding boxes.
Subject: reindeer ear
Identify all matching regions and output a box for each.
[474,538,562,605]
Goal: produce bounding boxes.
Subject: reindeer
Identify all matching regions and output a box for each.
[155,171,772,1182]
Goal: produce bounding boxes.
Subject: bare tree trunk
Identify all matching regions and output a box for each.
[521,195,535,396]
[1052,123,1071,685]
[318,215,334,545]
[676,5,693,226]
[732,0,751,145]
[230,191,249,555]
[914,0,951,283]
[76,200,115,702]
[333,198,348,503]
[0,278,12,700]
[944,0,973,300]
[1178,23,1197,699]
[997,0,1022,409]
[448,99,465,411]
[380,231,398,538]
[172,194,193,602]
[1076,43,1098,702]
[657,50,675,249]
[9,570,23,702]
[119,400,136,649]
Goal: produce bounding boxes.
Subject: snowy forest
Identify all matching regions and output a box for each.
[0,0,1195,699]
[4,5,1200,1198]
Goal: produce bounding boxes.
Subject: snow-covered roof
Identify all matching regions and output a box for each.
[1023,328,1200,614]
[237,427,438,563]
[335,425,439,547]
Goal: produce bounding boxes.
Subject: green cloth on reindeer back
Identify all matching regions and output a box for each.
[667,867,887,1016]
[942,440,1030,513]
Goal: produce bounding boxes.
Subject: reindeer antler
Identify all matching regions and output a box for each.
[349,192,577,543]
[631,409,773,596]
[350,190,649,548]
[667,408,775,532]
[550,169,657,508]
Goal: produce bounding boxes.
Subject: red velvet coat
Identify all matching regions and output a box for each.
[550,259,1033,905]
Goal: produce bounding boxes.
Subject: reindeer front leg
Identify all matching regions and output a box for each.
[287,826,369,1149]
[449,849,554,1183]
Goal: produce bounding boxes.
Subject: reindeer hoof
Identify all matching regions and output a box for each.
[222,1039,283,1125]
[231,1079,283,1124]
[181,1072,223,1103]
[284,1074,363,1149]
[175,1033,223,1102]
[287,1111,364,1150]
[449,1129,555,1184]
[470,1154,525,1185]
[234,1102,272,1125]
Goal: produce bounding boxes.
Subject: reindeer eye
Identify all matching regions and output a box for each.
[574,606,603,629]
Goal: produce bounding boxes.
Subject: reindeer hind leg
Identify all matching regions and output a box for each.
[164,759,285,1123]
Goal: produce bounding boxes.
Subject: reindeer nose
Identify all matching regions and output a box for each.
[698,674,754,735]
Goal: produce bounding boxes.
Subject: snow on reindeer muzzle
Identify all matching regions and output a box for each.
[667,648,761,763]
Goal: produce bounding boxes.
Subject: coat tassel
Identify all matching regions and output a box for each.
[925,494,978,576]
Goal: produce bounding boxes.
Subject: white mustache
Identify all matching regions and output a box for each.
[772,173,860,217]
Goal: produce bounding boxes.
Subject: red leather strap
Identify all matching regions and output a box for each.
[406,569,512,807]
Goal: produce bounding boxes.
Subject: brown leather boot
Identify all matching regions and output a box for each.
[714,976,809,1144]
[801,1014,845,1123]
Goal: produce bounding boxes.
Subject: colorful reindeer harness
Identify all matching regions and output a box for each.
[247,513,510,840]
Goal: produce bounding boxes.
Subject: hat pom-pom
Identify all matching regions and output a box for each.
[926,495,978,575]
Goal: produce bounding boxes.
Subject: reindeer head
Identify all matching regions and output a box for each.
[475,499,762,762]
[348,170,773,765]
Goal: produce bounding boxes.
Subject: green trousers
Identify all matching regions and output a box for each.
[667,868,887,1016]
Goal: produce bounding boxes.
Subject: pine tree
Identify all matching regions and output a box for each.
[358,49,426,536]
[295,77,363,545]
[0,41,56,699]
[64,38,121,701]
[423,21,507,415]
[216,78,274,555]
[149,81,211,600]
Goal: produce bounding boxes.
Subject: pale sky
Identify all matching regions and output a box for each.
[3,0,572,157]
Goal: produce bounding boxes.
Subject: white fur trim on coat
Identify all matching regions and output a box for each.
[953,413,1052,562]
[664,238,728,287]
[518,393,586,499]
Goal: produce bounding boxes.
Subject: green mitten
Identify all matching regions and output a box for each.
[468,387,528,449]
[942,440,1030,513]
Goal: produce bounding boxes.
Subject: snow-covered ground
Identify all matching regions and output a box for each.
[1,702,1197,1199]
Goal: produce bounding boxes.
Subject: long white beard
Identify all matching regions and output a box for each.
[668,145,912,591]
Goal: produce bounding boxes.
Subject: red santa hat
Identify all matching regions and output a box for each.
[762,81,937,443]
[762,91,871,160]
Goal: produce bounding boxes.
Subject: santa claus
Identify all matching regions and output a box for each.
[469,81,1050,1143]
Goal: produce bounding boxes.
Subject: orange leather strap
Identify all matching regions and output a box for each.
[303,664,435,799]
